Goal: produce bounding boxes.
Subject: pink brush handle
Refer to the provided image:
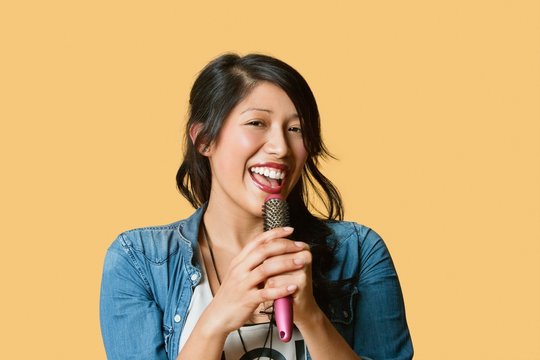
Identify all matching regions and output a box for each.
[274,296,293,342]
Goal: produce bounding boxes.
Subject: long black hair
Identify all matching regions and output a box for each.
[176,53,345,310]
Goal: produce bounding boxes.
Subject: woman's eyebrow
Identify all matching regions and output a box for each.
[240,107,272,114]
[240,107,299,120]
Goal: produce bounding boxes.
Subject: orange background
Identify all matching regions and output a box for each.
[1,1,539,359]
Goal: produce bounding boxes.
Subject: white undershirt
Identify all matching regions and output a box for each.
[178,251,306,359]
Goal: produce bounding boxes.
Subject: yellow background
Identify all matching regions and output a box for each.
[1,1,539,359]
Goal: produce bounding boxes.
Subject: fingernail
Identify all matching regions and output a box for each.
[283,226,294,232]
[293,258,305,265]
[294,241,305,247]
[287,285,297,292]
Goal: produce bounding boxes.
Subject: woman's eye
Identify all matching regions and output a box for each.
[247,120,264,127]
[288,126,302,134]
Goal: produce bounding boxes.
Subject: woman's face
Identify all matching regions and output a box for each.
[205,81,308,219]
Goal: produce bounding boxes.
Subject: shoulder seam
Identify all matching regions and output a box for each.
[122,221,183,234]
[118,233,152,291]
[118,225,182,264]
[332,221,360,251]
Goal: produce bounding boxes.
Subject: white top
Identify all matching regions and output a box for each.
[178,251,306,359]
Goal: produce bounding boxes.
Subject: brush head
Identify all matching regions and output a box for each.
[262,195,290,231]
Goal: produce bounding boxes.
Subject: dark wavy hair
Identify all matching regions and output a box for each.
[176,53,346,310]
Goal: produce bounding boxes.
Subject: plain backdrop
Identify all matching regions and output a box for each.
[1,1,539,359]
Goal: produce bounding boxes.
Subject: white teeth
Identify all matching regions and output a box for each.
[250,167,285,180]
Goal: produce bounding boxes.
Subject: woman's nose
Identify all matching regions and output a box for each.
[264,127,289,158]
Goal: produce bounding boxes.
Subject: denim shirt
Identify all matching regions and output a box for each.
[100,206,413,360]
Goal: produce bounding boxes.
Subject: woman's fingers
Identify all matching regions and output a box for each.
[265,271,308,291]
[230,231,306,277]
[231,227,295,266]
[247,248,310,292]
[208,233,311,332]
[218,243,307,310]
[257,284,298,302]
[248,240,305,270]
[248,254,305,285]
[261,246,312,292]
[262,247,312,267]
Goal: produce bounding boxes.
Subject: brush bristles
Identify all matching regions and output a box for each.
[263,198,290,231]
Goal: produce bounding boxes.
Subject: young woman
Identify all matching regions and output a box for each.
[100,53,413,360]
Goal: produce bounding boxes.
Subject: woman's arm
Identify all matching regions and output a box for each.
[282,244,361,360]
[99,236,168,360]
[296,307,361,360]
[270,224,413,360]
[352,226,413,359]
[176,309,228,360]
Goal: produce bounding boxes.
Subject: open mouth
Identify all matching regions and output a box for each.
[249,165,286,194]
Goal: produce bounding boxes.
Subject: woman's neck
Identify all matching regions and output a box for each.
[203,200,264,251]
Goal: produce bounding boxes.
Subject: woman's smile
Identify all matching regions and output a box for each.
[205,82,308,217]
[249,162,288,194]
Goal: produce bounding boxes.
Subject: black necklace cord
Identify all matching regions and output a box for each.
[202,224,222,284]
[201,222,274,360]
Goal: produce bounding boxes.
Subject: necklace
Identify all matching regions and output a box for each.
[202,223,274,360]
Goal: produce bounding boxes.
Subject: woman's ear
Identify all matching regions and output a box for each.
[189,122,211,156]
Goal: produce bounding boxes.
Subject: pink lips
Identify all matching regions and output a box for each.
[249,162,288,195]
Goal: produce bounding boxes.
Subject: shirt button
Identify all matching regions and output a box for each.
[190,274,198,281]
[174,314,181,323]
[343,311,349,318]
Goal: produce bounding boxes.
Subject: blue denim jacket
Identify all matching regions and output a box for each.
[100,206,413,360]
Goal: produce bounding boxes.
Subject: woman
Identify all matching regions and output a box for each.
[100,53,413,360]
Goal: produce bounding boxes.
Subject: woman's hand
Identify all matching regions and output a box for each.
[261,239,320,326]
[200,226,307,336]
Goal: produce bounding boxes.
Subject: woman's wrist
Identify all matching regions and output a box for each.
[295,305,361,360]
[294,302,326,332]
[197,307,232,342]
[177,307,230,360]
